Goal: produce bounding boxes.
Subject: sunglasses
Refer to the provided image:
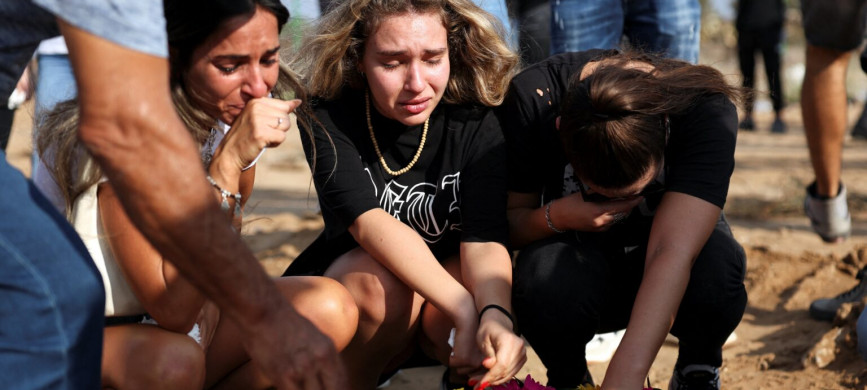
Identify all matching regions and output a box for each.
[576,178,665,203]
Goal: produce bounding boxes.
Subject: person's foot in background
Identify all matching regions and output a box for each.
[771,115,787,134]
[739,116,755,131]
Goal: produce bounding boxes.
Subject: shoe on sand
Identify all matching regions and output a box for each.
[804,182,851,243]
[809,267,867,321]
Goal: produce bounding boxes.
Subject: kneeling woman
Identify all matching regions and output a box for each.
[498,50,747,389]
[35,1,357,389]
[284,0,526,388]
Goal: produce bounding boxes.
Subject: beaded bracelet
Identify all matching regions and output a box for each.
[206,175,242,216]
[479,304,517,334]
[545,201,565,233]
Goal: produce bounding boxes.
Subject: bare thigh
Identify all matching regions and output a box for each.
[203,276,358,389]
[325,246,426,344]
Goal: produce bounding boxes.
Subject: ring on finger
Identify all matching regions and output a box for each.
[277,117,284,126]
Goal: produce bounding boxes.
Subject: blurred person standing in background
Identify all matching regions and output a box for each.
[801,0,867,322]
[735,0,787,133]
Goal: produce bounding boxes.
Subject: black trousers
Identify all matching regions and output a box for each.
[512,215,747,387]
[738,24,785,115]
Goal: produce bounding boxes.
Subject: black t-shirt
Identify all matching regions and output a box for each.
[297,88,508,265]
[496,49,738,218]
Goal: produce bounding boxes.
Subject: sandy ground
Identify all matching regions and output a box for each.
[6,63,867,390]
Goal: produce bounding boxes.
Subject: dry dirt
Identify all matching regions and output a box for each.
[6,76,867,390]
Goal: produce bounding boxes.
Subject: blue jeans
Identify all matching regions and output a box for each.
[33,53,76,172]
[858,307,867,360]
[474,0,517,47]
[35,54,76,115]
[0,154,104,389]
[550,0,701,63]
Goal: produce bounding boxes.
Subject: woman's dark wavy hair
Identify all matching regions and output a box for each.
[37,0,316,216]
[165,0,298,144]
[559,51,743,189]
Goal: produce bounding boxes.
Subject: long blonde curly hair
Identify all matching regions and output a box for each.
[294,0,520,107]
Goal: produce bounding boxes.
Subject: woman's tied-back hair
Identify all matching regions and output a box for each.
[36,0,310,217]
[559,51,742,189]
[294,0,519,107]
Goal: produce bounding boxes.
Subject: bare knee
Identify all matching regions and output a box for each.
[108,327,205,390]
[282,277,360,350]
[327,249,417,331]
[151,338,205,390]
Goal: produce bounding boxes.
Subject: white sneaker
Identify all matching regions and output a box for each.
[805,182,851,243]
[585,330,624,363]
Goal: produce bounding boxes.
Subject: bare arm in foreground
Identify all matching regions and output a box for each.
[60,21,346,390]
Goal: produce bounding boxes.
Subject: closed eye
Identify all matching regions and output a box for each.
[218,64,239,74]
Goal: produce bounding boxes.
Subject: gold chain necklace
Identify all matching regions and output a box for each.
[365,90,429,176]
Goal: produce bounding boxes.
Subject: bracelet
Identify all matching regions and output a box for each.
[545,201,565,233]
[479,304,517,333]
[206,175,242,216]
[241,149,266,171]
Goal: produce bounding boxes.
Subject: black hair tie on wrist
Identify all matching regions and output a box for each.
[479,304,518,334]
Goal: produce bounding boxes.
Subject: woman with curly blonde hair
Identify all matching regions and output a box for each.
[283,0,524,388]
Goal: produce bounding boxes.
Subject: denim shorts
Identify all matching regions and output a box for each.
[802,0,867,51]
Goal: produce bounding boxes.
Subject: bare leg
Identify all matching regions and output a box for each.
[418,255,462,364]
[418,255,471,385]
[102,324,205,390]
[325,247,426,390]
[801,44,851,197]
[205,276,358,389]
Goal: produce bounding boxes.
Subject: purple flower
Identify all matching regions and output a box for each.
[520,375,556,390]
[488,375,555,390]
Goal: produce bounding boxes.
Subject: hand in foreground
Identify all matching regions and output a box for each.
[215,98,301,171]
[469,312,526,389]
[239,301,347,389]
[449,315,488,378]
[554,192,643,232]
